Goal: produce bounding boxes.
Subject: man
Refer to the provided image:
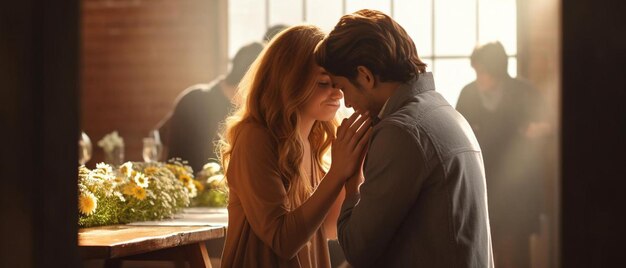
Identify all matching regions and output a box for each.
[156,42,264,173]
[315,9,494,267]
[456,42,547,268]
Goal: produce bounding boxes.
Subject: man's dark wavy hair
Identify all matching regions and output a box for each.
[315,9,427,85]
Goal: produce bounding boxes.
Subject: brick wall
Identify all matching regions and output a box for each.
[80,0,226,165]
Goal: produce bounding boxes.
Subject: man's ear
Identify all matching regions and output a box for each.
[356,66,375,90]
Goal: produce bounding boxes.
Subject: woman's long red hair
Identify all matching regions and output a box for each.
[219,25,338,209]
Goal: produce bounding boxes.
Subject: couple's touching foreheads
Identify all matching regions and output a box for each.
[218,9,494,268]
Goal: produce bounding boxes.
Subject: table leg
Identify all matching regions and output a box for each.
[184,242,211,268]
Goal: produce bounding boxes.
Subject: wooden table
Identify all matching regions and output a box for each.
[79,222,226,268]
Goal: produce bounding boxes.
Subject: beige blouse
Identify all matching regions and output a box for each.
[220,121,331,268]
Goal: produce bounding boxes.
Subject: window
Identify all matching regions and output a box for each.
[228,0,517,106]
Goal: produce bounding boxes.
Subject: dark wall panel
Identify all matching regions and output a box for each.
[561,0,626,267]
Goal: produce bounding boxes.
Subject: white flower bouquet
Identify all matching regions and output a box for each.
[78,159,196,227]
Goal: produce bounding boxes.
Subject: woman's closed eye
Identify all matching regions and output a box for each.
[317,81,331,88]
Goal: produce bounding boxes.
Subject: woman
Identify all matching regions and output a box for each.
[219,25,371,267]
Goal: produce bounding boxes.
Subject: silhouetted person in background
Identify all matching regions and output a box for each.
[156,42,264,173]
[156,25,289,174]
[263,24,288,43]
[456,41,546,268]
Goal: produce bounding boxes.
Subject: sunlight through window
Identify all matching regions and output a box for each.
[478,0,517,54]
[305,0,343,32]
[228,0,266,57]
[228,0,518,106]
[269,0,303,26]
[435,0,477,56]
[393,0,432,57]
[346,0,391,14]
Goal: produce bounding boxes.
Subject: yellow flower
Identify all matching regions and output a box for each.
[143,166,159,176]
[133,172,149,188]
[166,164,180,175]
[114,176,125,184]
[179,174,192,186]
[131,186,147,200]
[78,192,98,216]
[122,182,136,196]
[193,180,205,192]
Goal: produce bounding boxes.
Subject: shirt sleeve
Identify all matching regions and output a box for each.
[338,123,429,267]
[227,124,318,259]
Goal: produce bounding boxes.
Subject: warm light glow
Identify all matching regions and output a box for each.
[227,0,518,107]
[305,0,343,32]
[228,0,266,57]
[435,0,477,56]
[269,0,303,26]
[434,59,475,106]
[393,0,433,57]
[346,0,391,14]
[479,0,517,54]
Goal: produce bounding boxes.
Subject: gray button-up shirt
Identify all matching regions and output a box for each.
[338,72,494,268]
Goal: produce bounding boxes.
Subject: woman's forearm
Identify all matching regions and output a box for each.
[324,187,345,239]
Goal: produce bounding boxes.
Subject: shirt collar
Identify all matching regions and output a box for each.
[377,72,436,120]
[378,97,391,120]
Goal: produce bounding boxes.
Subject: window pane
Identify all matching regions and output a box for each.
[393,0,432,57]
[508,57,517,77]
[433,58,475,107]
[478,0,517,54]
[346,0,391,14]
[269,0,303,26]
[306,0,343,32]
[435,0,477,56]
[229,0,266,57]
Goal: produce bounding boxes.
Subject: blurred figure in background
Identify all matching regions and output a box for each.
[156,25,289,174]
[263,24,288,43]
[156,42,264,173]
[456,41,548,268]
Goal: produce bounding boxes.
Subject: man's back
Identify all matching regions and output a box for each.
[166,82,231,173]
[337,73,493,267]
